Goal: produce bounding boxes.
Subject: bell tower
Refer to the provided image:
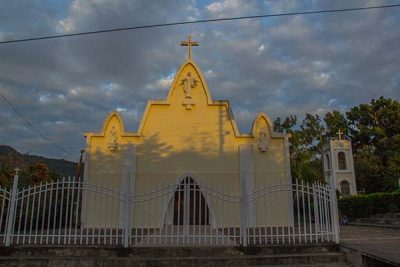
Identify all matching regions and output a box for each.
[323,130,357,197]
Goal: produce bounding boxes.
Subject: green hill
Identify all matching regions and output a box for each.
[0,145,78,177]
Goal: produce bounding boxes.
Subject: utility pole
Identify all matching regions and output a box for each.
[320,132,326,182]
[76,149,85,181]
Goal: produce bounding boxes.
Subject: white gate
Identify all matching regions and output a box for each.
[129,176,242,246]
[0,171,339,247]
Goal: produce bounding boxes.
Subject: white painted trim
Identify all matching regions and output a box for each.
[335,170,353,174]
[239,145,256,226]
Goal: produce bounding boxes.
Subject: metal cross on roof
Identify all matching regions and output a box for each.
[180,35,199,60]
[336,129,343,140]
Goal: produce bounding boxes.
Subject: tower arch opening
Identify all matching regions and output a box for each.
[340,180,351,196]
[338,152,347,170]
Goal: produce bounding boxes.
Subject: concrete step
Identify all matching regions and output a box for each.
[355,217,400,225]
[0,244,341,258]
[269,264,352,267]
[371,213,400,219]
[349,222,400,229]
[0,252,350,266]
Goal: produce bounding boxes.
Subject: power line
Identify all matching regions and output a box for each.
[1,4,400,44]
[0,90,76,158]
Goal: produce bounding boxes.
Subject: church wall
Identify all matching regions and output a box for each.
[136,103,241,192]
[252,143,290,226]
[251,114,290,226]
[133,103,241,227]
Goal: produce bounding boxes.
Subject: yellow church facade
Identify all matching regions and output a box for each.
[82,37,292,232]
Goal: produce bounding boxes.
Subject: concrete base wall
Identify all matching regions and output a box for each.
[0,245,350,267]
[340,245,399,267]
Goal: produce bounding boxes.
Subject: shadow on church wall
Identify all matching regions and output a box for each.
[84,131,290,228]
[88,128,286,188]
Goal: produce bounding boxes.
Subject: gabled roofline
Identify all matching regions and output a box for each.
[84,59,290,140]
[251,112,291,138]
[166,59,213,103]
[84,110,138,138]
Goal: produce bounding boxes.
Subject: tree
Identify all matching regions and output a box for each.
[273,116,297,134]
[0,151,19,188]
[347,97,400,192]
[354,145,383,193]
[347,97,400,150]
[379,134,400,191]
[0,167,11,188]
[273,115,300,157]
[274,114,325,183]
[20,161,52,187]
[324,110,348,139]
[273,97,400,192]
[299,114,325,154]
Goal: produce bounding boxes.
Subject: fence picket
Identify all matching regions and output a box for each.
[0,188,8,244]
[16,189,24,244]
[46,181,53,244]
[40,183,48,244]
[74,180,80,245]
[307,182,312,243]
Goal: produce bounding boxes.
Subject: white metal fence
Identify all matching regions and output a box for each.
[245,181,338,245]
[0,171,339,247]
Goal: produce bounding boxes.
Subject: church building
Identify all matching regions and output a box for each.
[82,36,292,232]
[323,130,357,197]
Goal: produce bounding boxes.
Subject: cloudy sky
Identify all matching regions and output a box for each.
[0,0,399,161]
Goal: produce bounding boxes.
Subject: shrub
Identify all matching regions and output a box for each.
[338,192,400,219]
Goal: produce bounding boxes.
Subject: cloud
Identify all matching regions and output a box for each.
[145,72,175,91]
[0,0,399,160]
[207,0,242,13]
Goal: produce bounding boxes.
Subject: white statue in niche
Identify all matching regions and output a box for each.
[108,126,118,151]
[180,72,198,98]
[258,126,268,152]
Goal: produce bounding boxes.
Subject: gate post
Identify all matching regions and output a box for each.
[123,189,130,248]
[328,183,340,244]
[123,171,133,248]
[240,178,247,247]
[121,144,136,247]
[5,168,20,246]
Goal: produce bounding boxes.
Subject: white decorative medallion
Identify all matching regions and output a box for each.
[108,126,118,151]
[258,126,268,152]
[181,72,198,109]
